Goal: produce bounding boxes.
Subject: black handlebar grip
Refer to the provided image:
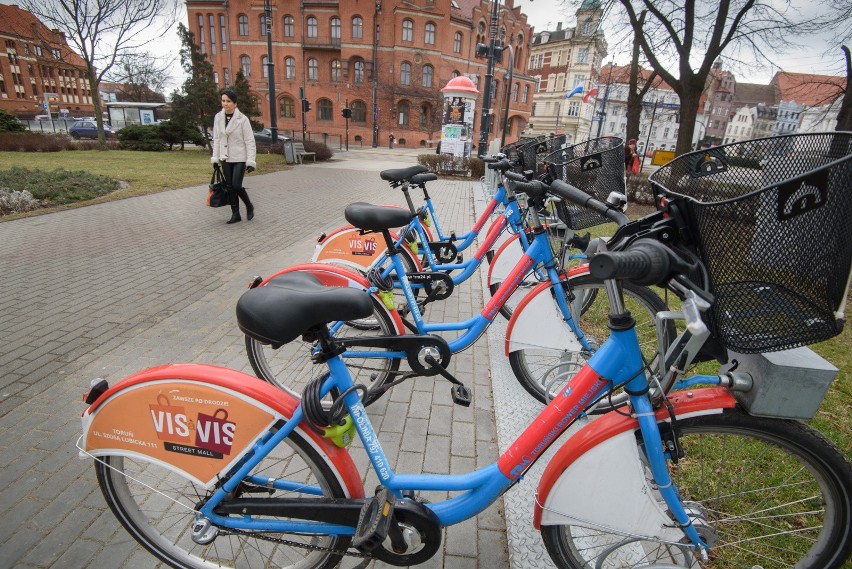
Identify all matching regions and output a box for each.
[588,239,673,286]
[548,180,629,227]
[486,159,513,172]
[504,170,527,182]
[511,180,545,197]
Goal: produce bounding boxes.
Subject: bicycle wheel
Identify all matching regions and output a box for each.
[96,428,351,569]
[246,294,401,405]
[509,275,673,403]
[541,409,852,568]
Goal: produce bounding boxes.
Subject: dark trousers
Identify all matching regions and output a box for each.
[222,162,249,208]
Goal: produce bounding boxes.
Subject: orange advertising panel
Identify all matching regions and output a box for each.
[314,227,384,269]
[83,380,281,487]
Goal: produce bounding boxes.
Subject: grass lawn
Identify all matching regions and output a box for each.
[0,147,289,220]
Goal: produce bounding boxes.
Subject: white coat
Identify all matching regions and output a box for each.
[211,107,257,169]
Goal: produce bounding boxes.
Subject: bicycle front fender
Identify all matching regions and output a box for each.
[487,233,524,289]
[259,263,405,335]
[80,363,365,498]
[503,265,591,356]
[533,387,737,530]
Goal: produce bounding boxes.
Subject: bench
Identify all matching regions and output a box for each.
[292,142,316,164]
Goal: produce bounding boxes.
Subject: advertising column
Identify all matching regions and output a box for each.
[439,76,480,159]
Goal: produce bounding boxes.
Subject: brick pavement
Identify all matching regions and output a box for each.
[0,148,514,568]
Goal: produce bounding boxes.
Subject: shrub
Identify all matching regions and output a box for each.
[0,132,68,152]
[303,139,334,161]
[0,188,42,215]
[416,153,482,178]
[0,167,120,205]
[0,110,26,133]
[158,121,207,149]
[117,125,167,151]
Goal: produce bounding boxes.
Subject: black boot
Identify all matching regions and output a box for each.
[238,187,254,220]
[226,204,241,224]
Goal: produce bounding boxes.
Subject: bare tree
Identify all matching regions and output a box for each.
[22,0,177,147]
[105,53,171,103]
[624,11,658,144]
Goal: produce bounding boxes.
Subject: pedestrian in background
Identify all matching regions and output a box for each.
[625,138,640,175]
[211,88,256,224]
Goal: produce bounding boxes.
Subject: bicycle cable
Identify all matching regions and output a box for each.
[302,373,368,433]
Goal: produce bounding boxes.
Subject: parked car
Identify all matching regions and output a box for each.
[69,120,113,140]
[254,128,289,145]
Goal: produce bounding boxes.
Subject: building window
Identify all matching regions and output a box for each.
[224,67,230,86]
[573,74,585,89]
[240,55,251,77]
[352,16,363,39]
[352,100,367,123]
[209,15,216,54]
[285,57,296,80]
[400,62,411,85]
[331,60,342,82]
[420,103,431,129]
[220,14,228,50]
[582,19,593,35]
[454,32,462,53]
[198,15,205,54]
[283,15,294,37]
[34,45,42,57]
[260,14,269,36]
[354,59,365,83]
[452,70,460,78]
[522,84,529,103]
[280,97,295,118]
[567,101,579,116]
[398,101,410,126]
[422,65,433,87]
[577,48,588,64]
[318,98,332,120]
[308,58,318,80]
[307,17,318,38]
[261,55,268,78]
[238,14,248,36]
[402,19,413,42]
[331,17,341,39]
[213,71,219,85]
[425,23,436,45]
[512,82,519,101]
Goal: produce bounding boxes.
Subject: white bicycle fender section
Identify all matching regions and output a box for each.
[538,429,681,542]
[487,234,524,288]
[505,283,583,354]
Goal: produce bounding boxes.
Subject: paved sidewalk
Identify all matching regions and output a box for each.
[0,147,524,568]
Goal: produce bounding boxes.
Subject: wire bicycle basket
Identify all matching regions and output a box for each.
[650,132,852,353]
[544,136,626,230]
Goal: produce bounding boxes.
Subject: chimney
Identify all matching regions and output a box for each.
[556,22,562,31]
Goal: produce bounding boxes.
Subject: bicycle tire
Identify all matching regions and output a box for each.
[509,275,673,404]
[96,427,351,569]
[246,294,401,405]
[541,409,852,568]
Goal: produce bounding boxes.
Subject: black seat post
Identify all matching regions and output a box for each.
[380,229,399,256]
[400,181,418,214]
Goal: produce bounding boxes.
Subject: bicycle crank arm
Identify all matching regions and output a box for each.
[335,334,452,374]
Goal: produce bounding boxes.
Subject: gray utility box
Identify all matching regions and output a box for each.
[721,347,838,420]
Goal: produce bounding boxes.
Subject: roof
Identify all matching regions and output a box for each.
[772,72,845,107]
[597,63,672,90]
[0,4,88,68]
[735,83,777,107]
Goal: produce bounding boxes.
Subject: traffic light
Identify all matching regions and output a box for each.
[302,99,311,113]
[341,108,352,119]
[475,43,488,59]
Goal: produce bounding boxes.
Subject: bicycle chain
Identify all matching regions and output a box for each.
[219,526,374,559]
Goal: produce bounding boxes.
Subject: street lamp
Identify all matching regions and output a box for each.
[476,0,503,157]
[264,0,277,143]
[372,0,381,148]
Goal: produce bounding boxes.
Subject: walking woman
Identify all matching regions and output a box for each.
[211,88,256,224]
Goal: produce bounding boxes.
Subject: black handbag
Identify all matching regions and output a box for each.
[207,164,230,208]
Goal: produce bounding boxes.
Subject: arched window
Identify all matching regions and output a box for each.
[352,100,367,123]
[238,14,248,36]
[259,14,268,36]
[424,23,436,45]
[307,58,318,80]
[402,19,413,42]
[240,55,251,77]
[331,59,342,82]
[420,103,431,129]
[318,98,333,121]
[352,16,363,39]
[261,55,268,78]
[453,32,462,53]
[283,15,294,37]
[330,17,341,40]
[400,62,411,85]
[522,84,529,103]
[307,16,318,38]
[398,101,410,126]
[280,96,295,118]
[452,70,460,78]
[478,21,486,34]
[284,56,296,80]
[422,64,433,87]
[512,82,518,101]
[353,59,365,84]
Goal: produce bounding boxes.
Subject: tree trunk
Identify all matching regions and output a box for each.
[676,84,702,156]
[835,45,852,132]
[625,11,647,143]
[87,64,107,149]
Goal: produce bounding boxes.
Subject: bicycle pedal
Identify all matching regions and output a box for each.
[352,486,395,552]
[451,384,472,407]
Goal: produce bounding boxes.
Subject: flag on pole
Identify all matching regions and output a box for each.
[582,88,599,103]
[564,85,584,99]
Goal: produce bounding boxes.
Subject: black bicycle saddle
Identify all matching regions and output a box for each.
[345,202,414,231]
[379,165,428,183]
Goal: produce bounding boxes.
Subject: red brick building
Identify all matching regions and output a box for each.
[185,0,536,149]
[0,4,95,118]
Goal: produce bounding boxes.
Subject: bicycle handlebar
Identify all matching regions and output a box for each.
[548,180,630,227]
[504,170,528,182]
[486,159,513,172]
[588,239,673,287]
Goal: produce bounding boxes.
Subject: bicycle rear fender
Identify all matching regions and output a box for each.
[486,234,524,289]
[533,387,737,531]
[312,226,424,272]
[259,263,405,335]
[80,363,365,498]
[504,265,590,355]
